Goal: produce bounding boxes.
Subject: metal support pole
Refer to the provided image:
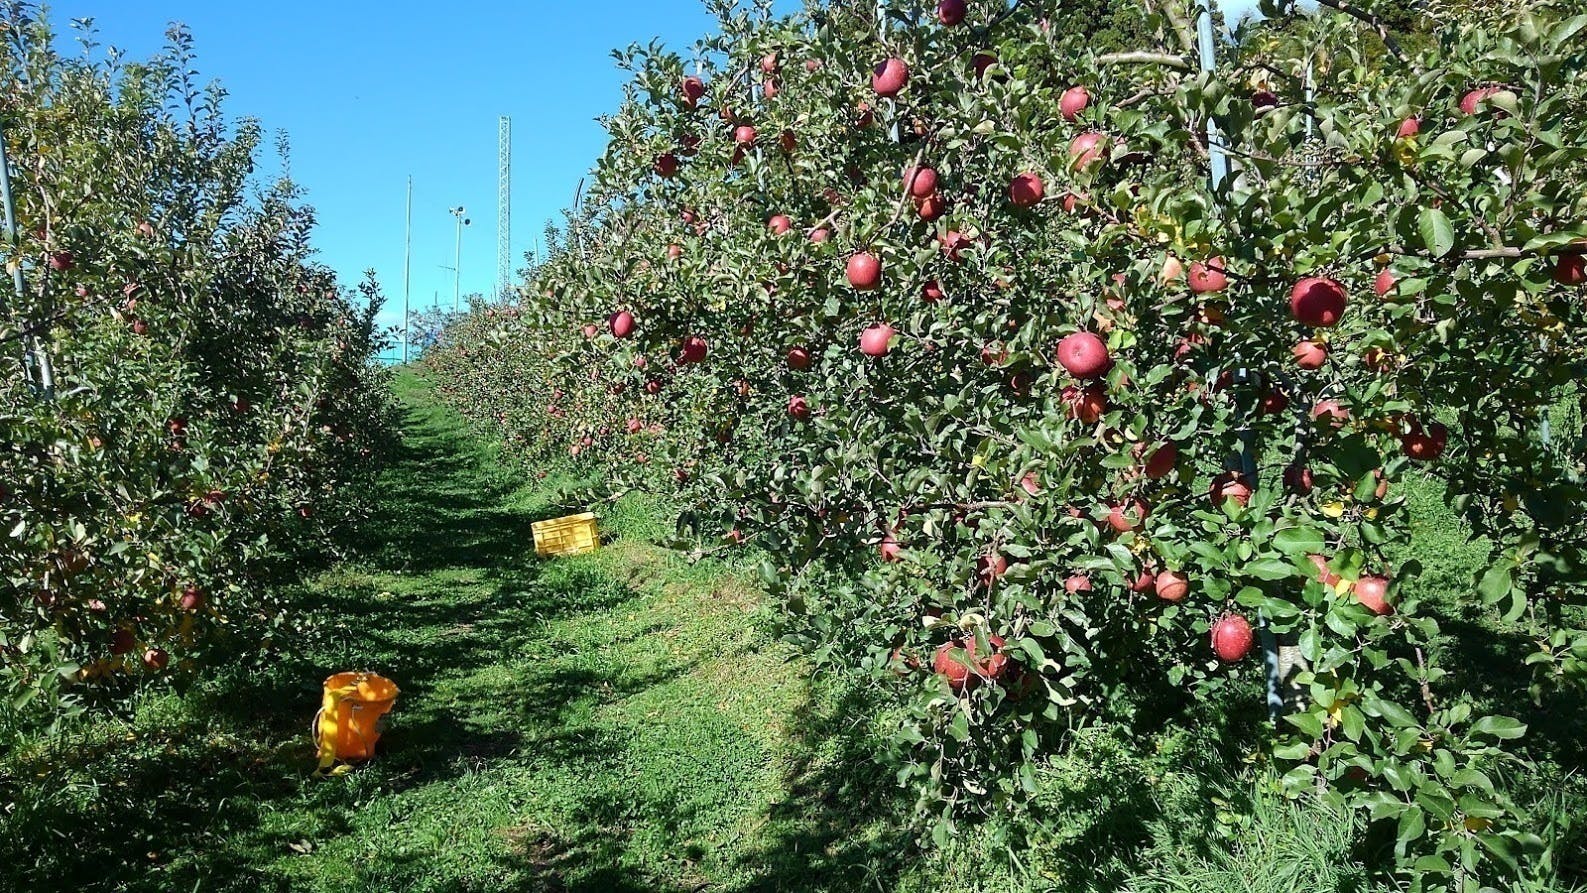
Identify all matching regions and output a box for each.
[403,176,412,364]
[1198,0,1280,722]
[0,124,53,399]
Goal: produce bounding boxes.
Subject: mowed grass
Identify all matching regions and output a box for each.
[2,371,1582,893]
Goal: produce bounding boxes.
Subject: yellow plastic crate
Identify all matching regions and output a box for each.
[532,512,599,557]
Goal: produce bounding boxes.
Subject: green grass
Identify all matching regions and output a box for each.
[2,371,1581,893]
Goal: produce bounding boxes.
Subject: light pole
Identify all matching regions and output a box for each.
[448,205,470,313]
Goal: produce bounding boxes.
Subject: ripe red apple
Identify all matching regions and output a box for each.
[1018,471,1041,496]
[131,318,149,335]
[1252,89,1279,109]
[1283,464,1314,494]
[880,532,902,562]
[972,52,998,79]
[1396,116,1421,138]
[625,417,643,434]
[1062,384,1107,423]
[1353,574,1393,615]
[1293,339,1328,369]
[872,58,909,97]
[921,280,945,302]
[1309,554,1343,588]
[143,647,170,670]
[1060,575,1090,596]
[179,586,205,611]
[734,125,757,146]
[1459,85,1500,116]
[1555,251,1586,286]
[609,310,635,339]
[934,634,1009,691]
[903,165,938,197]
[681,75,706,107]
[787,395,811,421]
[679,335,708,364]
[768,214,792,235]
[786,346,811,369]
[1107,497,1149,533]
[854,102,875,128]
[847,252,881,290]
[666,243,683,261]
[1143,441,1177,479]
[1188,258,1228,294]
[940,230,972,262]
[1056,331,1112,379]
[914,192,947,221]
[1069,132,1106,168]
[860,323,895,357]
[1130,564,1157,594]
[1009,172,1045,208]
[937,0,967,25]
[1400,419,1449,461]
[1060,85,1090,122]
[976,553,1009,586]
[762,79,779,99]
[110,628,135,655]
[1210,471,1253,508]
[581,323,600,339]
[1261,388,1290,415]
[778,128,795,153]
[654,153,680,178]
[1211,614,1254,662]
[980,343,1007,366]
[136,220,156,239]
[1155,570,1189,603]
[47,250,74,272]
[808,227,830,243]
[1290,277,1348,327]
[760,52,779,74]
[1374,268,1399,297]
[1311,399,1350,427]
[644,379,662,395]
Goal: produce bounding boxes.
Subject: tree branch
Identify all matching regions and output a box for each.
[1098,52,1192,71]
[1312,0,1406,61]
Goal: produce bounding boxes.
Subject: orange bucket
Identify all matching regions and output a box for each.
[313,672,399,771]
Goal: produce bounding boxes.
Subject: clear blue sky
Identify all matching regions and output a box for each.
[53,1,796,356]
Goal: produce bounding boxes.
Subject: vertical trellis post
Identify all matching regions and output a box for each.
[1195,0,1285,723]
[0,121,54,400]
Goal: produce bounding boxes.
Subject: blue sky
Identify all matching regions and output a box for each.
[56,0,1262,358]
[53,1,792,356]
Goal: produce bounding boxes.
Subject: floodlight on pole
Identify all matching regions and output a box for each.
[448,205,470,312]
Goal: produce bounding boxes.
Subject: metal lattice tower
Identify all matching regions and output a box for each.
[496,116,511,300]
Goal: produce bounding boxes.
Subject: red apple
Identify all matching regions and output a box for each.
[808,227,830,243]
[787,395,811,421]
[1056,331,1112,379]
[1155,570,1189,602]
[1353,574,1394,615]
[903,165,938,198]
[47,250,73,272]
[976,553,1009,586]
[1283,464,1314,494]
[1060,85,1090,122]
[1261,388,1290,415]
[179,586,205,611]
[1309,554,1343,588]
[110,628,135,655]
[1069,132,1106,168]
[734,124,757,146]
[937,0,967,25]
[768,214,792,235]
[940,230,972,262]
[914,192,947,221]
[762,79,779,99]
[1293,339,1328,369]
[1400,419,1449,461]
[860,323,895,357]
[847,252,882,290]
[1009,172,1045,208]
[1107,497,1149,533]
[921,280,945,303]
[1065,574,1092,594]
[609,310,635,339]
[1211,614,1254,661]
[679,335,708,364]
[972,52,998,79]
[934,633,1009,691]
[1311,399,1350,427]
[681,75,706,107]
[1459,85,1500,116]
[143,647,170,670]
[1374,268,1399,297]
[1188,258,1228,294]
[1252,89,1279,109]
[786,346,811,369]
[1396,116,1420,138]
[1210,471,1253,508]
[1555,251,1586,286]
[1290,277,1348,327]
[666,243,683,261]
[654,153,680,178]
[1143,441,1178,479]
[872,58,909,97]
[1062,384,1107,423]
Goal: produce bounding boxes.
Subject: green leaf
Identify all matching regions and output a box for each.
[1477,564,1514,604]
[1470,715,1526,740]
[1418,207,1456,258]
[1247,558,1296,581]
[1272,527,1324,556]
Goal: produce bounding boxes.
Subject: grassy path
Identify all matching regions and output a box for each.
[0,371,906,893]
